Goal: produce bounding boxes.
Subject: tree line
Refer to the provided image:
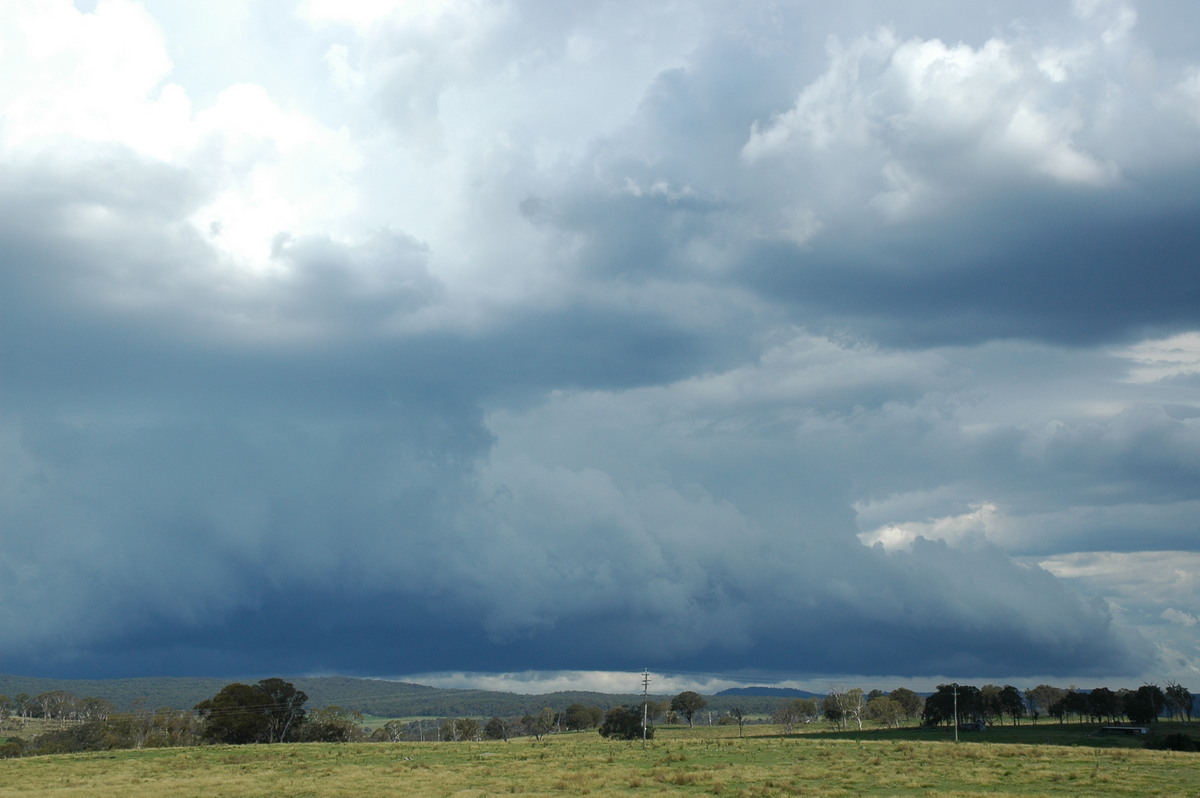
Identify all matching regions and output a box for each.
[0,691,117,724]
[0,680,647,755]
[767,682,1194,733]
[920,682,1194,727]
[2,679,1194,758]
[1,683,741,754]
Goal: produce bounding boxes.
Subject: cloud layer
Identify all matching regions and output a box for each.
[1,0,1197,685]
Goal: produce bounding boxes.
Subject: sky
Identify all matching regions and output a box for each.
[0,0,1198,693]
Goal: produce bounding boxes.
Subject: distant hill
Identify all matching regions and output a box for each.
[0,674,651,717]
[717,686,819,699]
[0,674,803,717]
[0,673,528,715]
[0,674,231,714]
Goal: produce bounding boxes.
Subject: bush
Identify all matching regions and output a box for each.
[1144,732,1199,752]
[598,706,653,741]
[483,716,515,741]
[0,738,25,759]
[28,722,117,755]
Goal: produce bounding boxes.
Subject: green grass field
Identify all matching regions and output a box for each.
[2,724,1197,797]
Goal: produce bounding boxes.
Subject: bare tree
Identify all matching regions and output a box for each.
[728,707,748,737]
[772,698,818,733]
[1165,682,1194,723]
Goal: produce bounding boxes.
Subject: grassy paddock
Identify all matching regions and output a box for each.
[2,725,1198,797]
[0,718,74,738]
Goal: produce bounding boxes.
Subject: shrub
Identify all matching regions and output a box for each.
[1144,732,1198,752]
[598,705,653,741]
[28,722,116,755]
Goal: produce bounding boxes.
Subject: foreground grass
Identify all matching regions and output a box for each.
[2,727,1198,797]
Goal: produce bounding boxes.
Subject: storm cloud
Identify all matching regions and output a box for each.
[0,0,1197,686]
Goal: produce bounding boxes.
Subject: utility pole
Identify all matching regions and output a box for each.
[642,670,651,750]
[953,684,959,743]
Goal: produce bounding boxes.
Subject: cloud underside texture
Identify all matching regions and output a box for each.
[1,0,1198,680]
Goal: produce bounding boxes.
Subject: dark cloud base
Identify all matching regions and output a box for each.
[0,571,1146,682]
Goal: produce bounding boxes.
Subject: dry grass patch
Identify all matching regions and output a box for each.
[1,730,1198,797]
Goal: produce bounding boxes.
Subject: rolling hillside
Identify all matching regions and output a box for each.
[0,674,791,717]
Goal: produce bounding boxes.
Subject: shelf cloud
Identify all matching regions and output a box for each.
[0,0,1197,687]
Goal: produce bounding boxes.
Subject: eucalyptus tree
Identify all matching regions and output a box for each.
[1025,685,1065,723]
[483,716,515,741]
[257,678,309,744]
[194,678,308,744]
[1087,687,1120,722]
[1124,684,1166,725]
[563,703,603,731]
[195,683,274,744]
[999,686,1026,725]
[1165,682,1194,722]
[521,707,556,740]
[889,688,924,720]
[922,684,981,727]
[670,691,707,727]
[866,695,903,727]
[773,697,818,732]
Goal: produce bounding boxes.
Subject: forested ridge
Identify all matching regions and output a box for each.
[0,672,638,715]
[0,674,789,717]
[5,675,1192,723]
